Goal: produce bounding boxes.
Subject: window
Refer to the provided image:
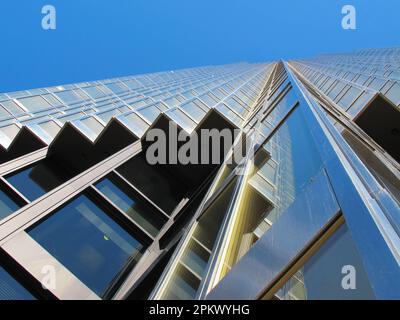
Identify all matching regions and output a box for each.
[222,106,324,275]
[1,100,25,115]
[0,185,23,220]
[80,116,104,134]
[122,112,150,136]
[105,82,129,95]
[55,90,84,105]
[275,223,375,300]
[215,103,243,127]
[95,176,167,237]
[384,82,400,105]
[167,108,197,132]
[0,105,11,118]
[137,105,161,123]
[337,86,362,110]
[5,158,67,201]
[181,102,206,122]
[17,96,53,113]
[28,193,147,297]
[81,86,107,100]
[0,266,36,300]
[161,179,237,300]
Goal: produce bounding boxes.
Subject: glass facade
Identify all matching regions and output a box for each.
[0,47,398,300]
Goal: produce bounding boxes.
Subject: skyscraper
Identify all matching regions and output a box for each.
[0,47,398,300]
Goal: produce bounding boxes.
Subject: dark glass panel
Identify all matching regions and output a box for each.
[277,224,375,300]
[0,266,36,300]
[0,186,22,220]
[95,176,167,237]
[28,194,147,297]
[6,158,66,201]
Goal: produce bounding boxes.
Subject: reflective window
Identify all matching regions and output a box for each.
[1,100,25,115]
[137,105,161,122]
[385,82,400,105]
[0,266,36,300]
[17,96,52,113]
[276,223,375,300]
[55,90,83,105]
[181,102,206,122]
[38,120,61,138]
[81,86,107,100]
[122,112,149,136]
[28,193,147,297]
[216,103,243,127]
[337,86,362,110]
[0,105,11,118]
[252,106,323,236]
[215,105,324,282]
[95,176,167,237]
[80,116,104,134]
[6,158,67,201]
[167,108,197,132]
[0,185,22,220]
[97,109,121,122]
[57,112,85,124]
[105,82,129,95]
[42,94,62,106]
[161,179,237,300]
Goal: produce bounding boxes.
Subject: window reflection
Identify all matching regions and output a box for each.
[95,175,167,237]
[161,179,237,300]
[216,105,324,282]
[276,223,375,300]
[28,193,147,297]
[6,158,67,201]
[0,266,36,300]
[0,185,22,220]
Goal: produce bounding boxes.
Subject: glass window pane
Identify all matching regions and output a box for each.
[105,82,129,95]
[161,179,237,299]
[5,159,67,201]
[17,96,52,113]
[55,90,83,105]
[216,103,243,127]
[0,105,11,119]
[42,94,62,106]
[0,186,22,220]
[167,108,197,132]
[28,193,147,297]
[137,105,161,123]
[80,116,104,134]
[1,100,25,116]
[122,112,150,136]
[385,82,400,105]
[276,223,375,300]
[81,86,106,100]
[0,266,36,300]
[95,176,167,237]
[181,102,206,122]
[337,87,362,110]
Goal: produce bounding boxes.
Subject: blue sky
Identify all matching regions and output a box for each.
[0,0,399,93]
